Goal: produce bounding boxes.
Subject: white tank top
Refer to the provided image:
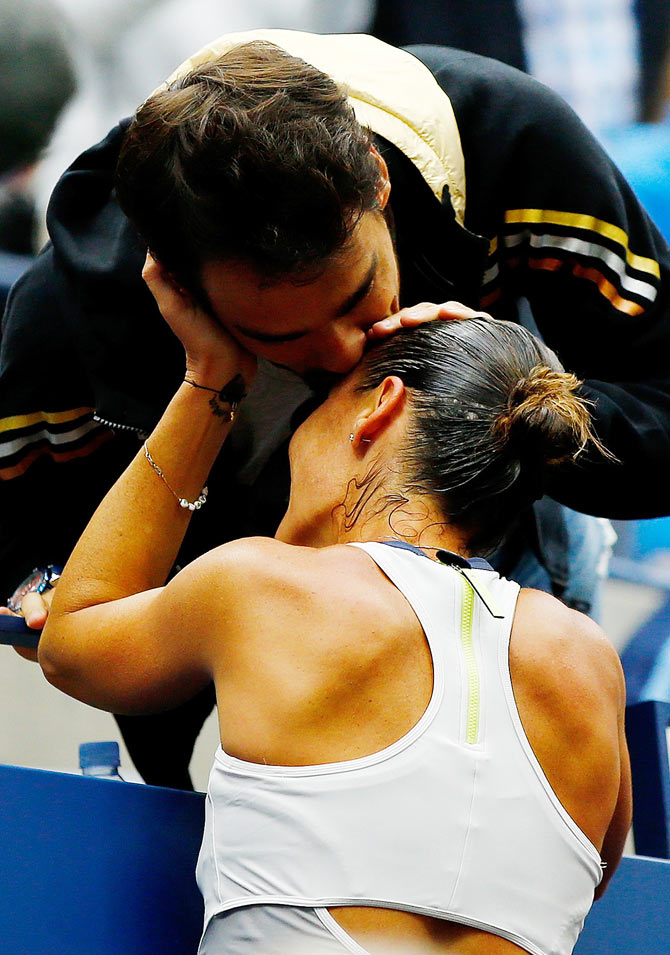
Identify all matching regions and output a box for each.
[196,542,603,955]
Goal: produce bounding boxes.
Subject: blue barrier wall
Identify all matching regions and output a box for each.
[2,761,670,953]
[0,764,205,954]
[575,855,670,954]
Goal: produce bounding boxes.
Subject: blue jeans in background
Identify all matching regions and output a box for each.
[492,505,615,623]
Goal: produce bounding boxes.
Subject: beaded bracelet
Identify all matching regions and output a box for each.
[143,443,208,511]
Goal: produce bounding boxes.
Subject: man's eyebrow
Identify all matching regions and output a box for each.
[232,252,378,343]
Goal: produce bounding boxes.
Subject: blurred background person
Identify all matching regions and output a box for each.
[371,0,670,135]
[0,0,75,306]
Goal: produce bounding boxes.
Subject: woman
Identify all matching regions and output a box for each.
[36,260,630,955]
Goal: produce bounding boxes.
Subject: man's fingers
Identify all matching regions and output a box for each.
[399,301,490,323]
[367,317,399,338]
[367,303,435,338]
[432,301,491,321]
[367,301,492,339]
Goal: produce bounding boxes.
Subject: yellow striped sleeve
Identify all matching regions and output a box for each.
[0,407,94,434]
[504,209,661,279]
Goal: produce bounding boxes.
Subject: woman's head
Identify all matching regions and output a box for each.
[356,317,605,552]
[279,317,607,554]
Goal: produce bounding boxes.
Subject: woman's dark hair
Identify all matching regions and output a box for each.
[115,41,381,294]
[357,318,610,555]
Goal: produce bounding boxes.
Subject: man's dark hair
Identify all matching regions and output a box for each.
[115,41,382,293]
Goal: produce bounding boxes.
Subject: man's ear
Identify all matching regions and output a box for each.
[351,376,405,449]
[370,145,391,210]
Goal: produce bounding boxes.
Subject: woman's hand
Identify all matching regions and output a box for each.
[367,301,493,340]
[142,253,257,390]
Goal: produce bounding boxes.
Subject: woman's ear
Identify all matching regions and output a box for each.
[351,376,405,449]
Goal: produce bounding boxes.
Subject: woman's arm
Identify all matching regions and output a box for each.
[38,256,257,712]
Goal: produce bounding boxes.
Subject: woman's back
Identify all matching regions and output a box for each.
[198,538,627,954]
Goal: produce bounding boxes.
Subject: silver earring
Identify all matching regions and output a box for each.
[349,433,354,443]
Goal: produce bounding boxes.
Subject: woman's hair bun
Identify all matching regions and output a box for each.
[493,365,594,465]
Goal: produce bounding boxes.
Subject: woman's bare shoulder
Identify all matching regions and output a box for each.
[182,535,309,582]
[510,587,625,724]
[176,538,378,615]
[512,587,623,678]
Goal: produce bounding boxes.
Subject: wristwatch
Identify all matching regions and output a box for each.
[7,565,63,613]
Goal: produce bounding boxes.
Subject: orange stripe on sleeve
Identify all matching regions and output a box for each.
[526,257,645,316]
[0,430,114,481]
[528,257,563,273]
[571,263,644,316]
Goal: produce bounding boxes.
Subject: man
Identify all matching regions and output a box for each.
[2,30,669,789]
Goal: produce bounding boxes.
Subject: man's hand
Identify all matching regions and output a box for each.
[0,589,53,662]
[367,301,493,340]
[142,253,257,390]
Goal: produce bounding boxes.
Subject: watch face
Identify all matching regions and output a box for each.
[7,568,50,613]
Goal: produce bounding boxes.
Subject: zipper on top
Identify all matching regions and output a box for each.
[459,573,480,746]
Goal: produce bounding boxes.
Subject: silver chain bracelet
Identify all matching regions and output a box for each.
[143,442,208,511]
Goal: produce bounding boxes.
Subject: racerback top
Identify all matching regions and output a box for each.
[196,541,603,954]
